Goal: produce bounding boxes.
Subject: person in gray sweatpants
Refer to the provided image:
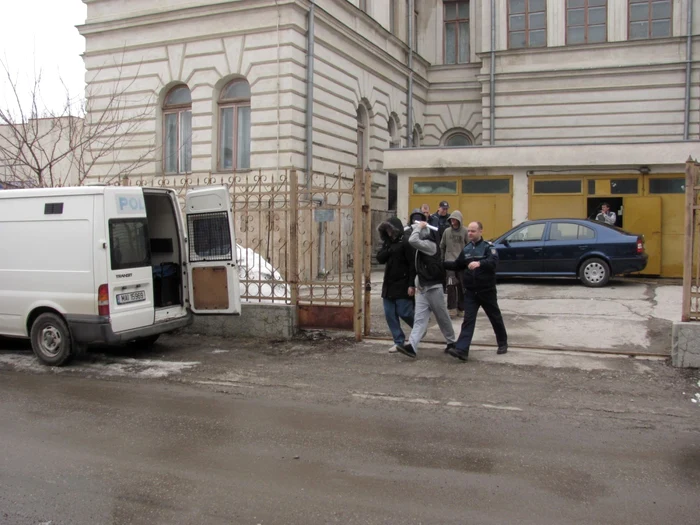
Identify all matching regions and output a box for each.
[395,209,456,359]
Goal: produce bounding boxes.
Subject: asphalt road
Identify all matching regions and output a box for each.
[1,332,699,525]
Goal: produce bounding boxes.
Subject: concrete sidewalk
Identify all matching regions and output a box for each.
[368,271,681,356]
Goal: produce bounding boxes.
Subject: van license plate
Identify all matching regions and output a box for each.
[116,290,147,305]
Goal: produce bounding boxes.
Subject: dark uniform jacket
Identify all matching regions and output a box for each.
[443,237,499,290]
[376,217,416,299]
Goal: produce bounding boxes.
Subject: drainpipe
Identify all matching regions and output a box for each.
[306,0,315,185]
[490,0,496,145]
[684,0,693,140]
[406,0,414,147]
[306,1,326,275]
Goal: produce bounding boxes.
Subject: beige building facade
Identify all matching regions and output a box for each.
[79,0,700,276]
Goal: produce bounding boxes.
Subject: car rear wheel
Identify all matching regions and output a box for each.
[579,258,610,287]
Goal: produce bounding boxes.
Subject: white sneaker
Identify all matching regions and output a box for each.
[388,345,398,353]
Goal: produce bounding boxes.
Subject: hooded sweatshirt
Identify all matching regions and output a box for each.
[440,210,469,263]
[406,209,444,289]
[376,217,416,299]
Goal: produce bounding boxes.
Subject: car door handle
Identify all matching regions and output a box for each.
[578,245,589,250]
[532,248,542,252]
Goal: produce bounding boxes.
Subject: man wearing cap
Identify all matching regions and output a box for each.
[430,201,451,243]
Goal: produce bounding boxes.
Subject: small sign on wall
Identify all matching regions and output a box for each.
[314,208,335,222]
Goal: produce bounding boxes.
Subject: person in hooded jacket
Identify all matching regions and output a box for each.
[376,217,416,352]
[394,209,457,359]
[440,210,469,316]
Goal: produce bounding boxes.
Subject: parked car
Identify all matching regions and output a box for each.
[490,219,648,287]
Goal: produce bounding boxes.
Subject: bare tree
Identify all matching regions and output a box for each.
[0,56,157,187]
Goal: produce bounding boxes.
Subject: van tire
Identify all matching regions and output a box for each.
[128,334,160,349]
[30,313,73,366]
[579,258,610,287]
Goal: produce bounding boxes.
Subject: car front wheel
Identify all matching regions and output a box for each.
[579,258,610,287]
[30,313,74,366]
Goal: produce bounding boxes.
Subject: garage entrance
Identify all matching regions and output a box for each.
[409,176,513,240]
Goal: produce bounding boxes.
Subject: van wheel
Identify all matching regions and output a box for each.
[128,334,160,350]
[30,313,73,366]
[579,258,610,287]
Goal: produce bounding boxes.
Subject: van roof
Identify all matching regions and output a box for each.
[0,186,142,199]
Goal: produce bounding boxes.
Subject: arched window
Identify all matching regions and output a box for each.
[388,116,400,149]
[163,85,192,174]
[412,126,421,147]
[219,79,251,170]
[357,105,369,168]
[444,132,472,147]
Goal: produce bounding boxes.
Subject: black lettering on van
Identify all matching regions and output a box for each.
[116,273,133,278]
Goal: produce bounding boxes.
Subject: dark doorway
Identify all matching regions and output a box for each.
[586,197,623,227]
[388,174,397,212]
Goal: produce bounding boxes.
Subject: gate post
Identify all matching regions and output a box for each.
[682,158,696,321]
[353,168,364,341]
[363,168,372,336]
[289,169,299,309]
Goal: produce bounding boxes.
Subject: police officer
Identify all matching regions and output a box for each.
[443,221,508,361]
[429,201,451,243]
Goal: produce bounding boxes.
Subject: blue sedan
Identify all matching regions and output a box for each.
[490,219,648,287]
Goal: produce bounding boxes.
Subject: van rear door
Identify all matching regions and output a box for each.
[105,188,155,333]
[185,187,241,314]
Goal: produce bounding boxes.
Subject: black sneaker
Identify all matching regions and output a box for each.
[395,343,416,359]
[447,347,469,361]
[444,343,456,354]
[497,345,508,355]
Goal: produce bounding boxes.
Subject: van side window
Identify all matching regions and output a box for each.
[187,212,232,261]
[109,219,151,270]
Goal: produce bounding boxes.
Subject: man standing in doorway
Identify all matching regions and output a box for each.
[430,201,451,242]
[444,221,508,361]
[596,203,617,225]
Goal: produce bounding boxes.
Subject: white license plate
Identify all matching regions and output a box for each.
[116,290,146,305]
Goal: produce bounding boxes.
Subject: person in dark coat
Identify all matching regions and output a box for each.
[376,217,416,352]
[443,220,508,361]
[429,200,451,243]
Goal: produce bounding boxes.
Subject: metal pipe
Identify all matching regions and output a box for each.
[490,0,496,145]
[406,0,414,147]
[684,0,693,140]
[305,0,315,187]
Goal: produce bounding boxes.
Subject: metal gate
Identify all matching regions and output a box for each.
[682,158,700,321]
[121,168,373,340]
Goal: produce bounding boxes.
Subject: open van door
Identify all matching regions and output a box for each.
[185,187,241,314]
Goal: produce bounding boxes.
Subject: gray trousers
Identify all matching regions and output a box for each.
[408,285,456,352]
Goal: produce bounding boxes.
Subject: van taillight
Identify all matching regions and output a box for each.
[98,284,110,317]
[636,237,644,254]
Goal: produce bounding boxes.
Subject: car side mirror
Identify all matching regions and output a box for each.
[502,239,510,247]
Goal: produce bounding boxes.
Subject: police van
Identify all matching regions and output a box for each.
[0,185,240,366]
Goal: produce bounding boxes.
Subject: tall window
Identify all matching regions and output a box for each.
[357,105,368,168]
[163,85,192,174]
[412,126,421,147]
[508,0,547,49]
[444,1,470,64]
[567,0,607,44]
[388,117,400,149]
[629,0,672,40]
[219,79,251,171]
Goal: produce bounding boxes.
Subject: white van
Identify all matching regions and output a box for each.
[0,185,240,366]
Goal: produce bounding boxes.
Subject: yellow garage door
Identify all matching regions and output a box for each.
[529,178,585,220]
[408,177,513,240]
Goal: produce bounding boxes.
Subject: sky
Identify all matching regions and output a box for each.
[1,1,88,117]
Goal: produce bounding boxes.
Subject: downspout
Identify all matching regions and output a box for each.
[407,0,414,146]
[490,0,496,145]
[684,0,693,140]
[306,0,315,185]
[276,0,281,175]
[306,0,325,275]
